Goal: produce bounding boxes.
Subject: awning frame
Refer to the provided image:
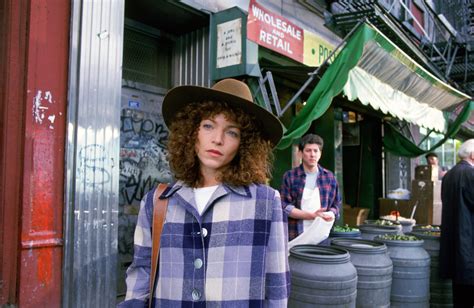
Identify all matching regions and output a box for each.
[256,19,365,118]
[269,21,472,150]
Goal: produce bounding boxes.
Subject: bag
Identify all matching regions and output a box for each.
[149,183,169,308]
[288,212,335,251]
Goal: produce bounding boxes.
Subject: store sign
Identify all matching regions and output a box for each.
[216,18,242,68]
[303,30,334,67]
[247,0,335,66]
[247,0,304,63]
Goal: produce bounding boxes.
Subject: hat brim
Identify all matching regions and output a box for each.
[162,85,283,146]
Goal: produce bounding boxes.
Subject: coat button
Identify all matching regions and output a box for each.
[202,227,208,237]
[191,289,201,301]
[194,258,203,269]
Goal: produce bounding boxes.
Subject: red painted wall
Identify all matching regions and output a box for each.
[0,0,26,303]
[0,0,70,306]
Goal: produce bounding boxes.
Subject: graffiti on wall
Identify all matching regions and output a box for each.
[32,89,63,129]
[118,87,173,264]
[77,144,112,187]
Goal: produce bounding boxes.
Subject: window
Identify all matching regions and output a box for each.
[417,128,460,169]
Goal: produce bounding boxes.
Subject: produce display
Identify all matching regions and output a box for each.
[380,215,415,223]
[333,224,359,232]
[424,231,441,236]
[369,219,400,226]
[412,230,441,237]
[376,234,419,241]
[419,225,441,231]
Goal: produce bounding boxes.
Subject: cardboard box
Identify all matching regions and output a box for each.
[343,205,370,227]
[411,179,442,225]
[415,165,437,181]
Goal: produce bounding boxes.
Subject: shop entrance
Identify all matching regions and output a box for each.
[117,24,174,298]
[117,0,209,302]
[341,110,383,221]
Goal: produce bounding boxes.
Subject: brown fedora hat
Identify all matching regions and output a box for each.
[161,78,283,146]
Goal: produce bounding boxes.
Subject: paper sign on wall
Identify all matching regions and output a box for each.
[217,18,243,68]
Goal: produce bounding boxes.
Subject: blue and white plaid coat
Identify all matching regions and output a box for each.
[120,181,290,307]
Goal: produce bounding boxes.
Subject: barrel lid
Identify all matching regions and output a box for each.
[408,230,441,239]
[329,230,361,237]
[362,220,402,230]
[289,245,351,264]
[374,235,424,246]
[331,238,387,254]
[358,225,400,234]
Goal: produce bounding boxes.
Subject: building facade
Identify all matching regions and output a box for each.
[1,0,472,306]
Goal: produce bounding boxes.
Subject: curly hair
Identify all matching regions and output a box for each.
[167,100,274,187]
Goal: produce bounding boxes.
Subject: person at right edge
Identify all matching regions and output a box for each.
[280,134,341,242]
[439,139,474,308]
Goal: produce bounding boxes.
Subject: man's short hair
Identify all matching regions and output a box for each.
[298,134,324,151]
[425,152,438,159]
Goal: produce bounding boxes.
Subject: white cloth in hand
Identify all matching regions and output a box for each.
[288,211,335,251]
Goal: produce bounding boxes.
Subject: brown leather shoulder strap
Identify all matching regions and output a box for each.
[149,183,169,307]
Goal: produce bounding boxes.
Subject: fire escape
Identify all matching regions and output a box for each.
[326,0,474,99]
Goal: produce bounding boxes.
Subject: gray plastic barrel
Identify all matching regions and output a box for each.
[358,225,399,240]
[289,245,357,307]
[410,231,453,307]
[398,220,415,233]
[331,238,392,308]
[328,230,361,245]
[375,236,431,308]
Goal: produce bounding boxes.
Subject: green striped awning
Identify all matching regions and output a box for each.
[277,22,472,150]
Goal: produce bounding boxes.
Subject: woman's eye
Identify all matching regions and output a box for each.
[202,123,213,130]
[226,130,240,138]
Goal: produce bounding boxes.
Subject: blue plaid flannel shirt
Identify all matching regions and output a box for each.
[118,181,290,307]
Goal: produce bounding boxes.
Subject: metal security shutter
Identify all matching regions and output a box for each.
[123,26,172,89]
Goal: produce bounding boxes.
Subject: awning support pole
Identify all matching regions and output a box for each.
[266,72,282,116]
[257,72,273,113]
[256,71,283,116]
[418,128,434,147]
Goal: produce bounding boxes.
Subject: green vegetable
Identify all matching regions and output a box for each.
[333,224,359,232]
[420,225,441,231]
[416,231,441,237]
[373,219,400,226]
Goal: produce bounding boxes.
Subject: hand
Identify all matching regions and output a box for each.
[313,208,334,222]
[289,208,334,221]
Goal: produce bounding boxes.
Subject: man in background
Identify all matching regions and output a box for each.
[425,152,448,179]
[280,134,341,241]
[439,139,474,307]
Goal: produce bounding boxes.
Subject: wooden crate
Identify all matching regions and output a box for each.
[415,164,441,181]
[343,205,370,227]
[411,179,442,225]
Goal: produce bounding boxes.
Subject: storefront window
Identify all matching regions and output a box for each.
[417,127,460,169]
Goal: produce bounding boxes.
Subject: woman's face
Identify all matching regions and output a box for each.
[195,113,241,177]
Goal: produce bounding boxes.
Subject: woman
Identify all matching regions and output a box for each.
[119,79,289,307]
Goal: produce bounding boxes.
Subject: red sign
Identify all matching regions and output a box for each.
[247,0,304,63]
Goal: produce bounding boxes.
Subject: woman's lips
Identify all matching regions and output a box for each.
[207,149,223,156]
